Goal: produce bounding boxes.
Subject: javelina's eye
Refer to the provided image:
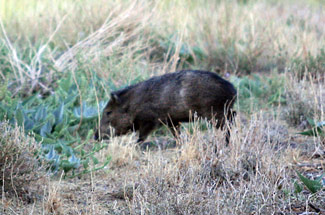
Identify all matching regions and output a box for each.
[106,111,112,116]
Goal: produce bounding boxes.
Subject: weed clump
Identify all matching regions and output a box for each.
[291,49,325,79]
[120,114,293,214]
[281,74,324,129]
[282,91,315,128]
[0,121,47,202]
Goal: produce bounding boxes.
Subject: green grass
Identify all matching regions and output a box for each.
[232,73,286,113]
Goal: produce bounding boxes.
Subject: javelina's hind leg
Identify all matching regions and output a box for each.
[224,110,237,145]
[225,128,231,145]
[215,110,236,146]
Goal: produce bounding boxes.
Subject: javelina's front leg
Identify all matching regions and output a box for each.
[168,123,180,138]
[137,121,157,143]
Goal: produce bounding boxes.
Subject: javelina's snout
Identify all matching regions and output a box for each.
[94,129,111,140]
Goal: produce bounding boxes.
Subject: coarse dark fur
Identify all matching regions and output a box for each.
[95,70,237,143]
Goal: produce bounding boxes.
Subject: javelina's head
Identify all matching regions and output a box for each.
[94,92,133,140]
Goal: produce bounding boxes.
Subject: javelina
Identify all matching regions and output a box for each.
[94,70,236,143]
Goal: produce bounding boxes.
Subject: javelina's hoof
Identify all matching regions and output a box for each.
[139,141,158,151]
[139,139,177,151]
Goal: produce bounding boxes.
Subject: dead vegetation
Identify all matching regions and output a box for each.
[2,107,324,214]
[0,121,48,204]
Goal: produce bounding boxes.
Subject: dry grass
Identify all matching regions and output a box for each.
[53,1,153,74]
[0,1,158,94]
[1,0,324,92]
[103,134,140,168]
[0,121,48,205]
[2,100,324,214]
[155,0,325,74]
[282,73,325,128]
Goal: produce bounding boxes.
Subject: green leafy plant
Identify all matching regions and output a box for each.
[231,73,286,113]
[295,171,324,194]
[294,181,304,194]
[0,71,110,177]
[299,119,325,137]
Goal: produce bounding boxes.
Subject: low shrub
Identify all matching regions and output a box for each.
[0,121,47,202]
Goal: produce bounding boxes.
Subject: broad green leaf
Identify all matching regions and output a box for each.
[34,134,56,144]
[59,143,73,157]
[103,156,111,166]
[22,94,39,106]
[40,120,53,137]
[54,120,66,133]
[23,113,34,130]
[45,147,59,161]
[296,171,323,193]
[66,124,78,133]
[91,155,99,165]
[68,154,80,168]
[294,181,303,194]
[0,81,8,100]
[73,101,106,120]
[44,146,61,172]
[64,93,78,107]
[0,103,9,113]
[82,158,90,169]
[34,105,47,122]
[92,143,101,151]
[61,155,80,173]
[299,122,325,137]
[298,128,319,136]
[53,103,64,125]
[32,121,47,132]
[59,129,75,140]
[81,149,86,157]
[0,104,12,121]
[53,143,63,153]
[15,108,24,126]
[86,129,94,141]
[58,75,72,92]
[60,160,75,173]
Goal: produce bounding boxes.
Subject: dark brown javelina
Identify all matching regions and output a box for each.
[95,70,236,144]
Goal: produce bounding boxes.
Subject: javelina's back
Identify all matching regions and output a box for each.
[124,70,236,120]
[96,70,236,143]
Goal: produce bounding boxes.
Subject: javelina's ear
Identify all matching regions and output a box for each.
[111,92,121,104]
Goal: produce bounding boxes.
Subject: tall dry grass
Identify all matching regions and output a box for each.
[1,0,324,90]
